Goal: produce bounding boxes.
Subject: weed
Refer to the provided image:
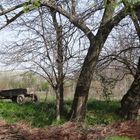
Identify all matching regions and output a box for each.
[0,100,122,127]
[85,100,121,125]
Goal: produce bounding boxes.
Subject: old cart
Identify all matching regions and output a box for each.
[0,88,38,104]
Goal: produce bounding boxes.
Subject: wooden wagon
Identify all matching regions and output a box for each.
[0,88,38,104]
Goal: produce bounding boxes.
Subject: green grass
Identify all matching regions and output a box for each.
[0,100,122,127]
[86,100,121,125]
[0,100,57,127]
[106,136,134,140]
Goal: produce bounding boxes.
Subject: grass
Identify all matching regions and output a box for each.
[86,100,121,125]
[106,136,135,140]
[0,99,122,127]
[0,100,57,127]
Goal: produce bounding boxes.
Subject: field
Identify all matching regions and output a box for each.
[0,99,121,127]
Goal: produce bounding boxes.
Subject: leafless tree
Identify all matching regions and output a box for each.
[0,5,87,120]
[97,13,140,118]
[0,0,140,121]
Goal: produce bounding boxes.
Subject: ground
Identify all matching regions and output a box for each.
[0,120,139,140]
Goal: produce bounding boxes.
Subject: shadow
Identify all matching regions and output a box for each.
[87,100,120,113]
[86,100,122,125]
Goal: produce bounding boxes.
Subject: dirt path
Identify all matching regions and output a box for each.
[0,120,139,140]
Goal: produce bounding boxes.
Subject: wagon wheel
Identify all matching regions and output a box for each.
[16,95,25,104]
[31,94,38,103]
[11,97,17,102]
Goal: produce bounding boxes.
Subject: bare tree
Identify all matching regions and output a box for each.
[119,1,140,119]
[0,6,86,120]
[0,0,140,121]
[97,13,140,119]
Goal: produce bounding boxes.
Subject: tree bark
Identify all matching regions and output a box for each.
[55,89,60,120]
[55,73,64,120]
[51,10,64,120]
[57,25,64,117]
[69,0,126,121]
[69,39,99,121]
[119,57,140,119]
[119,7,140,119]
[69,24,115,121]
[55,86,64,120]
[69,29,112,121]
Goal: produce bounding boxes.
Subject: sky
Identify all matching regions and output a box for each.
[0,28,24,71]
[0,0,138,73]
[0,28,17,43]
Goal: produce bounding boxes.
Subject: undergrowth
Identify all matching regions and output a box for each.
[0,100,122,127]
[86,100,121,125]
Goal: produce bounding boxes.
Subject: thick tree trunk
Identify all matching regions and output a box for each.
[69,0,126,121]
[120,9,140,119]
[120,57,140,119]
[69,38,102,121]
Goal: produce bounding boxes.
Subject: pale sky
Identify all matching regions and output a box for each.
[0,29,16,43]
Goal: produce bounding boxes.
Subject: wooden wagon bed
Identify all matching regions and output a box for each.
[0,88,38,104]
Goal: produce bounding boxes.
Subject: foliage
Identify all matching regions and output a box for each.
[23,0,41,13]
[125,0,140,5]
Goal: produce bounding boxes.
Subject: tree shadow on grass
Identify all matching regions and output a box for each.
[87,100,120,113]
[86,100,121,125]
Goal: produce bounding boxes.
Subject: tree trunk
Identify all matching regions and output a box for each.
[119,57,140,119]
[69,38,102,121]
[59,81,64,116]
[56,90,60,120]
[57,25,64,117]
[120,9,140,119]
[51,10,64,120]
[69,0,126,121]
[55,83,64,120]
